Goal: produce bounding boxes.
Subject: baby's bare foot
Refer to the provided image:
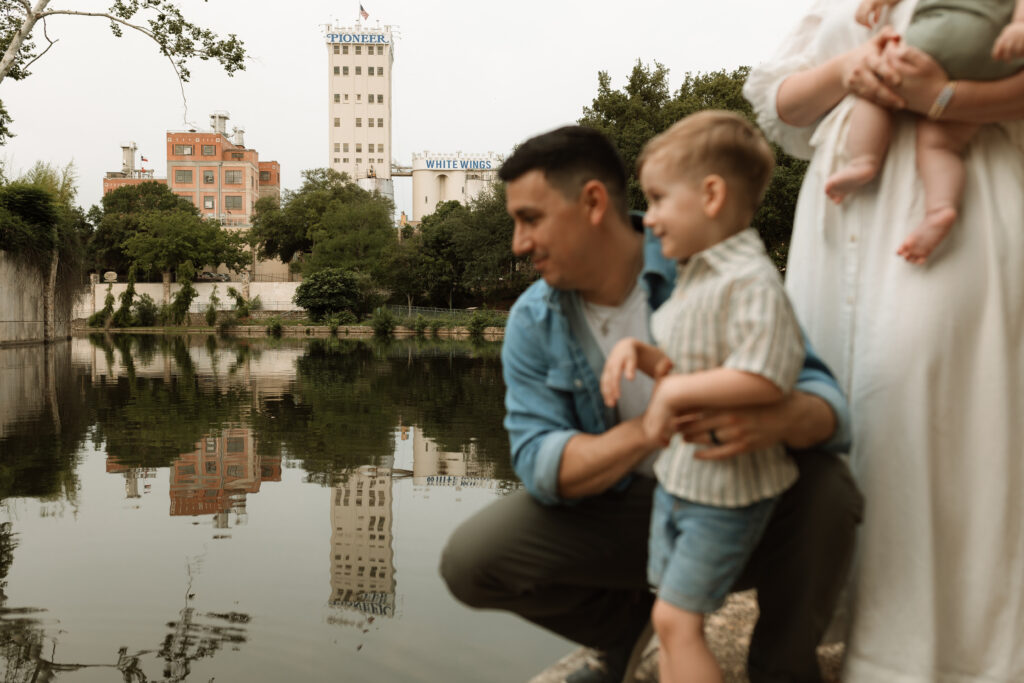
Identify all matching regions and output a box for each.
[897,206,957,265]
[825,158,880,204]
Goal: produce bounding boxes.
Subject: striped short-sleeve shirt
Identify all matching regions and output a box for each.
[651,228,804,507]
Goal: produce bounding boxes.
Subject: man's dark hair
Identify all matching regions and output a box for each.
[499,126,629,219]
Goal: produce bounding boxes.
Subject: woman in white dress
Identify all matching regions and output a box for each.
[743,2,1024,681]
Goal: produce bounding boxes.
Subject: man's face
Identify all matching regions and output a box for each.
[505,169,592,291]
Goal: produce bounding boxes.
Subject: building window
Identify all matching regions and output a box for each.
[203,196,215,209]
[334,157,340,163]
[355,118,362,127]
[343,143,349,152]
[368,118,374,127]
[344,94,349,101]
[174,169,193,183]
[367,66,375,76]
[355,143,362,152]
[225,195,243,210]
[377,94,383,103]
[333,44,339,54]
[173,144,193,155]
[201,144,216,156]
[225,170,242,184]
[259,171,271,182]
[378,158,383,163]
[334,143,340,153]
[342,45,349,54]
[377,45,384,55]
[356,93,361,101]
[334,117,340,127]
[343,158,349,163]
[356,158,362,163]
[367,92,373,102]
[203,170,215,184]
[343,65,349,75]
[334,93,340,103]
[378,146,384,156]
[355,66,361,75]
[231,152,243,159]
[368,144,375,153]
[333,66,340,75]
[377,118,383,127]
[355,45,361,55]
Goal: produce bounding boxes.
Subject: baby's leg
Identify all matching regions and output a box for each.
[652,598,721,683]
[825,97,893,203]
[897,120,979,264]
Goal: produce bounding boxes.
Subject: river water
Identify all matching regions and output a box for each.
[0,334,569,682]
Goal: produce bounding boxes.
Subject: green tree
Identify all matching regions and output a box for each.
[90,181,197,276]
[251,168,393,277]
[380,235,429,314]
[404,188,531,309]
[123,208,247,284]
[0,0,246,144]
[579,63,807,269]
[292,267,363,322]
[3,161,89,338]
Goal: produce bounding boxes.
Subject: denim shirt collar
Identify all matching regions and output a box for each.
[536,217,677,431]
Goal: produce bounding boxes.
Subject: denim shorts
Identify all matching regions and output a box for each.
[647,483,778,614]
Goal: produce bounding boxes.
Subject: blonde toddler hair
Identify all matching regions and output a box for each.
[637,110,775,215]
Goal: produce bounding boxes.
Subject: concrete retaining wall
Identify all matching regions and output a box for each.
[73,281,303,319]
[0,251,70,345]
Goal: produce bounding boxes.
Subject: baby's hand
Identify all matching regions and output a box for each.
[600,339,640,407]
[641,390,675,446]
[855,0,894,27]
[993,23,1024,62]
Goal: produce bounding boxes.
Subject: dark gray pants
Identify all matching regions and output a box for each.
[440,452,863,683]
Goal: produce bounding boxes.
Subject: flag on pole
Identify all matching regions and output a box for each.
[140,156,149,162]
[359,4,369,19]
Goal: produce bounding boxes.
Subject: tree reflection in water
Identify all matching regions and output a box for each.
[0,334,517,680]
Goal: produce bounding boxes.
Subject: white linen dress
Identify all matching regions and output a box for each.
[744,1,1024,681]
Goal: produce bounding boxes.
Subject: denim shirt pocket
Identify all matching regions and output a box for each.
[546,362,606,435]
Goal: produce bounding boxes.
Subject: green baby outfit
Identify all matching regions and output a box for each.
[905,0,1024,79]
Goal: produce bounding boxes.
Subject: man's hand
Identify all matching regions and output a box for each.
[676,391,838,460]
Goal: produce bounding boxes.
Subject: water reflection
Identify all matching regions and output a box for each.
[0,335,561,682]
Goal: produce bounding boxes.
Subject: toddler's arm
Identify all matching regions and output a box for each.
[600,337,673,407]
[993,0,1024,61]
[855,0,901,27]
[642,368,783,446]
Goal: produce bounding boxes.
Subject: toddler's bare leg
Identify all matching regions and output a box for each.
[825,98,893,203]
[652,599,722,683]
[897,120,979,264]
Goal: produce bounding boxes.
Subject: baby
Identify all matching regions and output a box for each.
[825,0,1024,264]
[601,110,805,683]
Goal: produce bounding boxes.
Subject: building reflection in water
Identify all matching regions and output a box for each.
[326,425,519,628]
[169,429,281,528]
[329,458,397,623]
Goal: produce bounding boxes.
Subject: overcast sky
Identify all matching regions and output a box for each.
[1,0,815,220]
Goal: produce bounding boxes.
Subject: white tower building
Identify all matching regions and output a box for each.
[326,23,395,204]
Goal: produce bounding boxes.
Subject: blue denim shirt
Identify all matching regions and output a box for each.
[502,222,852,506]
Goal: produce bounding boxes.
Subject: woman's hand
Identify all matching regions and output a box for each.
[884,42,949,114]
[842,26,906,108]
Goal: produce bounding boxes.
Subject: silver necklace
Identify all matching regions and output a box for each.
[583,300,614,336]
